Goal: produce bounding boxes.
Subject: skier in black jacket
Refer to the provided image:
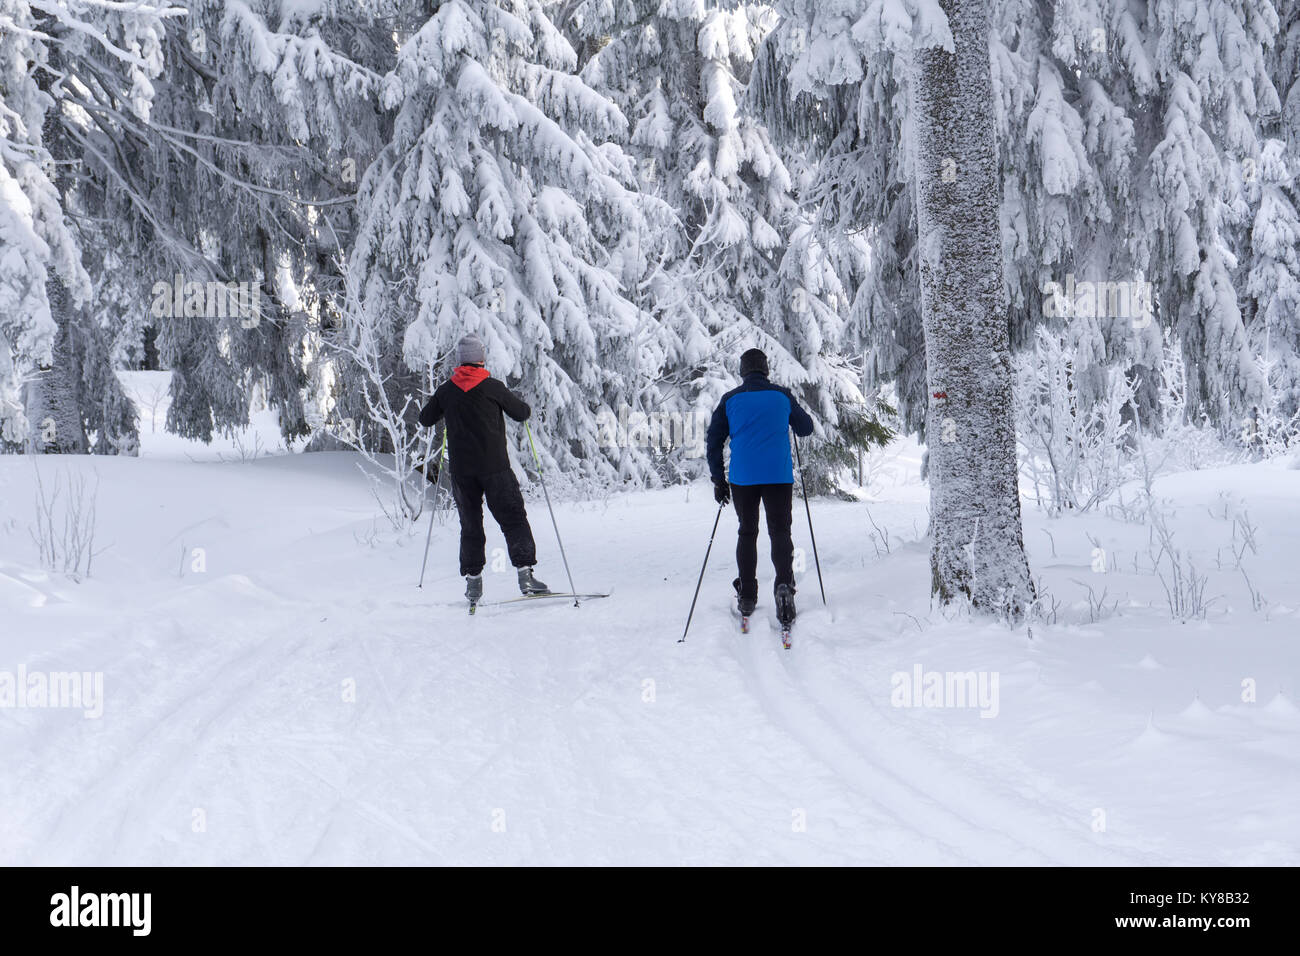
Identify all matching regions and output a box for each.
[419,334,548,605]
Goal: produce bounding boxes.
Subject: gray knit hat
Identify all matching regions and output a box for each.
[456,333,486,366]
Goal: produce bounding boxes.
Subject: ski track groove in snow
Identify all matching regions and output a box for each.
[27,624,314,864]
[737,609,1157,865]
[790,625,1146,865]
[737,617,990,864]
[279,750,449,864]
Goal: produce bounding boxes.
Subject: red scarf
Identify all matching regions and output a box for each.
[451,365,490,391]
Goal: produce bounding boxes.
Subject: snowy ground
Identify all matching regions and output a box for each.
[1,372,1297,865]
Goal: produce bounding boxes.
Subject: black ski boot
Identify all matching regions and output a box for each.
[775,583,796,648]
[518,567,550,596]
[466,574,483,612]
[775,583,796,626]
[733,578,757,617]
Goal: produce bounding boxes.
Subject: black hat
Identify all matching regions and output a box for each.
[740,348,769,377]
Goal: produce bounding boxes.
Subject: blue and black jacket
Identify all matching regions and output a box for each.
[706,373,815,486]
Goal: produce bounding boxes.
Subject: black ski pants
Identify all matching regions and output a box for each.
[451,469,537,576]
[731,482,794,599]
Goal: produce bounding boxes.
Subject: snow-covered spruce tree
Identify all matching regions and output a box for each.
[1244,139,1300,428]
[1141,1,1277,425]
[754,0,1280,433]
[988,0,1161,429]
[749,0,953,437]
[1243,1,1300,433]
[567,1,882,488]
[1001,0,1278,426]
[911,0,1033,614]
[7,6,178,454]
[58,240,143,454]
[0,0,66,445]
[78,2,395,445]
[557,0,712,482]
[348,0,670,484]
[1276,0,1300,155]
[28,36,91,455]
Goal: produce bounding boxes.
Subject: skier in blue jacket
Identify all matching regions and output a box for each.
[706,347,815,625]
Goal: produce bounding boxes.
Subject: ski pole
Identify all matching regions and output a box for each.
[679,500,726,643]
[525,420,580,606]
[417,430,447,588]
[793,434,826,605]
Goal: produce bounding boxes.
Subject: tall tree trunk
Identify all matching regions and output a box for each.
[910,0,1033,615]
[26,36,88,454]
[25,301,88,453]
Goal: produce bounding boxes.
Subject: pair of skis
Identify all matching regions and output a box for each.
[468,590,610,615]
[735,604,793,649]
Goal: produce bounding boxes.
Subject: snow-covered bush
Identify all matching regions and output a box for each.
[1144,337,1247,472]
[328,291,437,532]
[1238,383,1300,461]
[29,464,101,580]
[1145,496,1214,622]
[1014,327,1136,515]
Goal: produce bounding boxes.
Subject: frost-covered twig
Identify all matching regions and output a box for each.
[1069,577,1119,624]
[865,505,891,557]
[29,464,101,581]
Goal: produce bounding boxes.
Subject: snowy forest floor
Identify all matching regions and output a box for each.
[1,374,1297,865]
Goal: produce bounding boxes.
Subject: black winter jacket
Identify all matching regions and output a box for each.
[419,366,530,477]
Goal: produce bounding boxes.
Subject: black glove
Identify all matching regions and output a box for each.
[713,480,730,505]
[421,458,441,484]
